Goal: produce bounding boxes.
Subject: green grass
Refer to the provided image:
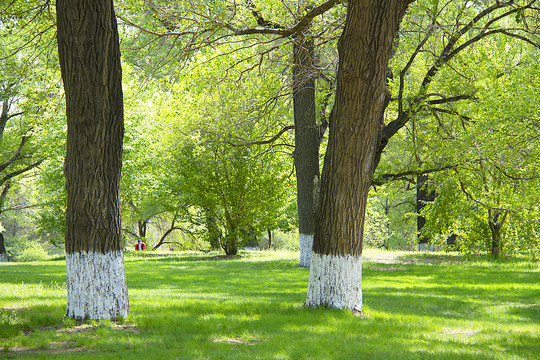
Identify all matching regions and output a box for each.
[0,250,538,359]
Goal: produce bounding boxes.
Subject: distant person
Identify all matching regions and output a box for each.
[134,239,146,251]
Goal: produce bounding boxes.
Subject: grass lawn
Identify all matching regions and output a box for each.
[0,249,538,359]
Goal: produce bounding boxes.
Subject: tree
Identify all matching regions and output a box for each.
[154,58,294,255]
[56,0,129,320]
[0,41,44,262]
[305,0,413,313]
[370,0,540,254]
[117,0,341,266]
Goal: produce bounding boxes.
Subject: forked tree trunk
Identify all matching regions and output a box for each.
[293,35,319,268]
[57,0,129,320]
[306,0,412,313]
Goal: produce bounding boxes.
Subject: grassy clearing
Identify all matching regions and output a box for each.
[0,249,538,359]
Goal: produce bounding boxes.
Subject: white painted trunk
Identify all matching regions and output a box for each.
[305,253,362,313]
[299,233,313,268]
[418,243,433,252]
[0,253,7,262]
[66,251,129,320]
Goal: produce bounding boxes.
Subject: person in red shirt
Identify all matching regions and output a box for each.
[134,239,146,251]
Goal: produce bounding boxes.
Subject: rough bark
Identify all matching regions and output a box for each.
[306,0,412,312]
[293,34,319,268]
[57,0,129,320]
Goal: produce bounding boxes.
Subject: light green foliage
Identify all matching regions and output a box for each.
[375,0,540,256]
[11,240,49,262]
[152,47,295,254]
[365,186,417,250]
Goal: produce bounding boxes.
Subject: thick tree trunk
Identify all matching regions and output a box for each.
[293,35,319,268]
[57,0,129,320]
[0,233,8,262]
[416,174,435,251]
[306,0,412,313]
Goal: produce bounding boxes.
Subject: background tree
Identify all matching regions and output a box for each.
[373,0,540,253]
[56,0,129,320]
[116,0,343,266]
[0,32,47,261]
[153,52,295,255]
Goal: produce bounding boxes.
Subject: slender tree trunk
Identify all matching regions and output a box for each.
[57,0,129,320]
[267,229,272,249]
[0,233,7,262]
[293,34,319,268]
[306,0,412,313]
[489,210,507,258]
[137,220,147,239]
[490,226,500,258]
[203,206,221,250]
[416,174,435,251]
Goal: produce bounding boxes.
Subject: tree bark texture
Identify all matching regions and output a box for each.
[306,0,412,312]
[292,35,319,268]
[57,0,129,319]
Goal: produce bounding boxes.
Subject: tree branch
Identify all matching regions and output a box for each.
[373,164,457,186]
[459,180,514,213]
[0,159,43,187]
[227,125,294,147]
[0,136,29,173]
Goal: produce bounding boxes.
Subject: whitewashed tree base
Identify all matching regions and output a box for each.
[0,253,7,262]
[299,234,313,268]
[305,253,362,313]
[418,243,433,252]
[66,251,129,320]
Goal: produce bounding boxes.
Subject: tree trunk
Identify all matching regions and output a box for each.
[0,233,8,262]
[57,0,129,320]
[306,0,412,313]
[416,174,435,251]
[204,206,221,250]
[221,234,238,256]
[490,222,501,258]
[489,210,507,258]
[267,229,272,249]
[293,34,319,268]
[137,220,147,239]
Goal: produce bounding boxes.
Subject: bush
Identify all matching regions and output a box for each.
[13,242,50,262]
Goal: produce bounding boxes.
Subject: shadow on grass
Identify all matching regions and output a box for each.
[1,253,538,359]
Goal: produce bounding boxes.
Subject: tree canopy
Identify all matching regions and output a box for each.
[0,0,538,265]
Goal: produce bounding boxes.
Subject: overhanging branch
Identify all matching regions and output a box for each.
[372,164,457,186]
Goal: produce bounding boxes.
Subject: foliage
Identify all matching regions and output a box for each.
[1,0,540,258]
[154,50,296,255]
[374,0,540,256]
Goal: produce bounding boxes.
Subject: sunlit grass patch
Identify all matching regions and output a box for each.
[0,250,538,359]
